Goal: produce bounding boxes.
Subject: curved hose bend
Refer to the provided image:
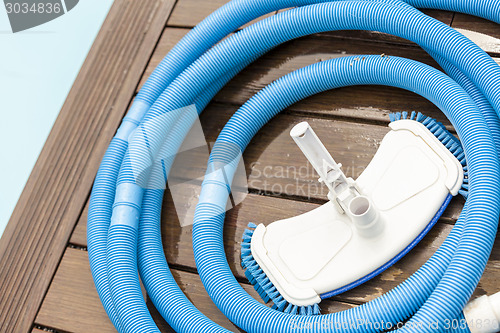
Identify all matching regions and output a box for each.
[193,55,500,333]
[86,0,500,332]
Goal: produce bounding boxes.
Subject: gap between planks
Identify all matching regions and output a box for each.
[35,247,356,333]
[0,0,177,332]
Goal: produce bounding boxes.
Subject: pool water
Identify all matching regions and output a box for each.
[0,0,114,237]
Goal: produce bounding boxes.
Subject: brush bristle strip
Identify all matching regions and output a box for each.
[240,222,321,315]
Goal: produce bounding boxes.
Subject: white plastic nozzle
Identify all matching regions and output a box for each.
[464,293,500,333]
[290,122,340,185]
[290,122,358,213]
[290,122,382,237]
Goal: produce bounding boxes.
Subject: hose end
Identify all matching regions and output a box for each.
[464,293,500,333]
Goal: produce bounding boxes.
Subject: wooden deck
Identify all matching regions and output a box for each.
[1,1,499,332]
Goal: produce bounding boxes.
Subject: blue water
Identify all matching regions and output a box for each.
[0,0,114,238]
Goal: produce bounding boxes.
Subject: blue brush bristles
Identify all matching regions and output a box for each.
[241,222,321,315]
[241,112,467,314]
[390,111,468,198]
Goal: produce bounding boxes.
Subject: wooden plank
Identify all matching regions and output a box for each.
[168,0,228,27]
[71,201,89,248]
[69,185,496,306]
[35,248,116,333]
[160,191,498,303]
[303,9,454,46]
[156,7,498,124]
[168,104,464,221]
[323,11,500,56]
[139,27,457,128]
[159,191,498,304]
[453,13,500,39]
[167,0,452,31]
[166,0,494,57]
[36,247,355,333]
[140,25,498,128]
[139,26,498,129]
[167,2,500,57]
[0,1,177,332]
[211,37,449,124]
[70,102,465,249]
[69,188,467,305]
[168,0,275,29]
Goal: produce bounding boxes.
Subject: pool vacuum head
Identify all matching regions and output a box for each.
[241,112,467,315]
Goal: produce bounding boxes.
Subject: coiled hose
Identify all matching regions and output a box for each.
[87,0,500,332]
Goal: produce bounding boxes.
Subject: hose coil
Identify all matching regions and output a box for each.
[87,0,500,332]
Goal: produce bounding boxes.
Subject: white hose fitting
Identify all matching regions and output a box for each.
[464,293,500,333]
[347,195,383,237]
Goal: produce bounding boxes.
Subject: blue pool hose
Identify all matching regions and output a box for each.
[87,0,500,332]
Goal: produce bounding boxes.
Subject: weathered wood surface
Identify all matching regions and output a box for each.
[0,0,495,332]
[69,186,499,303]
[0,0,177,332]
[36,248,356,333]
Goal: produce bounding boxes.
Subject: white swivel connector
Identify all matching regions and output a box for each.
[347,195,382,237]
[464,293,500,333]
[290,122,382,237]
